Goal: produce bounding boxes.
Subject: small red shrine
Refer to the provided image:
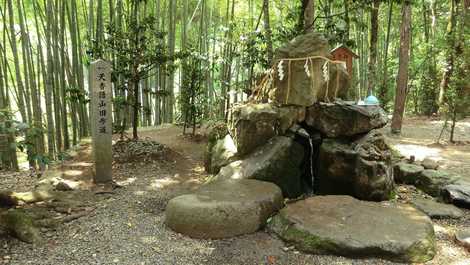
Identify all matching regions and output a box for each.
[330,45,359,76]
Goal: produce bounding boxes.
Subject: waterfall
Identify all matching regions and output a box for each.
[308,137,315,195]
[294,127,316,195]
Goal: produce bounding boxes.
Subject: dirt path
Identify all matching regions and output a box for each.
[381,117,470,182]
[1,123,469,265]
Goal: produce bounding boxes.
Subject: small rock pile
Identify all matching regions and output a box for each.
[394,159,470,208]
[202,34,393,201]
[208,101,393,201]
[113,139,167,163]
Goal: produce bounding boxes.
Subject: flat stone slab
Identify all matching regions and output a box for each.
[165,179,283,239]
[269,196,436,263]
[419,170,462,197]
[411,197,463,219]
[443,180,470,208]
[306,102,387,138]
[455,229,470,251]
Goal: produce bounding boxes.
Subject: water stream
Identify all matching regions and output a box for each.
[295,127,316,195]
[308,137,315,195]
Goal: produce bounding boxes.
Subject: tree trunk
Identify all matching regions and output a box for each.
[0,31,18,170]
[391,1,412,134]
[53,0,63,153]
[166,0,177,123]
[133,79,139,139]
[142,79,151,127]
[131,0,140,139]
[154,0,162,126]
[96,0,104,52]
[303,0,315,32]
[339,0,350,43]
[420,0,438,115]
[379,0,393,107]
[66,0,80,145]
[159,8,167,125]
[18,0,42,166]
[219,0,236,119]
[367,0,380,96]
[6,0,28,124]
[262,0,274,65]
[56,0,69,150]
[438,0,456,106]
[32,1,47,156]
[45,0,57,158]
[88,0,95,43]
[180,0,189,124]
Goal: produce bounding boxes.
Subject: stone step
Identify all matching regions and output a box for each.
[269,195,436,263]
[165,179,283,239]
[443,180,470,208]
[411,197,463,219]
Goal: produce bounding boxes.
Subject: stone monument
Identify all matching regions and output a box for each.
[90,59,113,183]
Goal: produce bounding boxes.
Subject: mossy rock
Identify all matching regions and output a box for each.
[416,170,462,197]
[268,196,435,263]
[204,122,228,172]
[0,209,41,244]
[394,162,424,184]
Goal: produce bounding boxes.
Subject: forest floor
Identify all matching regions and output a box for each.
[381,117,470,182]
[0,117,470,265]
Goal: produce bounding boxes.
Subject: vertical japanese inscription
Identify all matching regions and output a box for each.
[90,59,113,183]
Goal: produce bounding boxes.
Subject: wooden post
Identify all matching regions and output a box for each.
[90,59,113,183]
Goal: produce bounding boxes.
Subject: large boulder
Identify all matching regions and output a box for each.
[228,103,304,156]
[305,101,388,138]
[205,134,237,174]
[269,32,350,106]
[165,179,283,239]
[442,180,470,208]
[269,196,436,263]
[317,130,394,201]
[215,136,304,198]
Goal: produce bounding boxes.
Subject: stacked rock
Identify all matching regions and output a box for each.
[205,32,393,201]
[165,32,437,263]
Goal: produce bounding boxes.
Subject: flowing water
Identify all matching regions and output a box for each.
[295,127,316,195]
[308,137,315,195]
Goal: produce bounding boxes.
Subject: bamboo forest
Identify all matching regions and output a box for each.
[0,0,469,264]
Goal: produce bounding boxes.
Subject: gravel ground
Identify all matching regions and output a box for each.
[1,124,469,265]
[0,162,408,265]
[0,171,37,193]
